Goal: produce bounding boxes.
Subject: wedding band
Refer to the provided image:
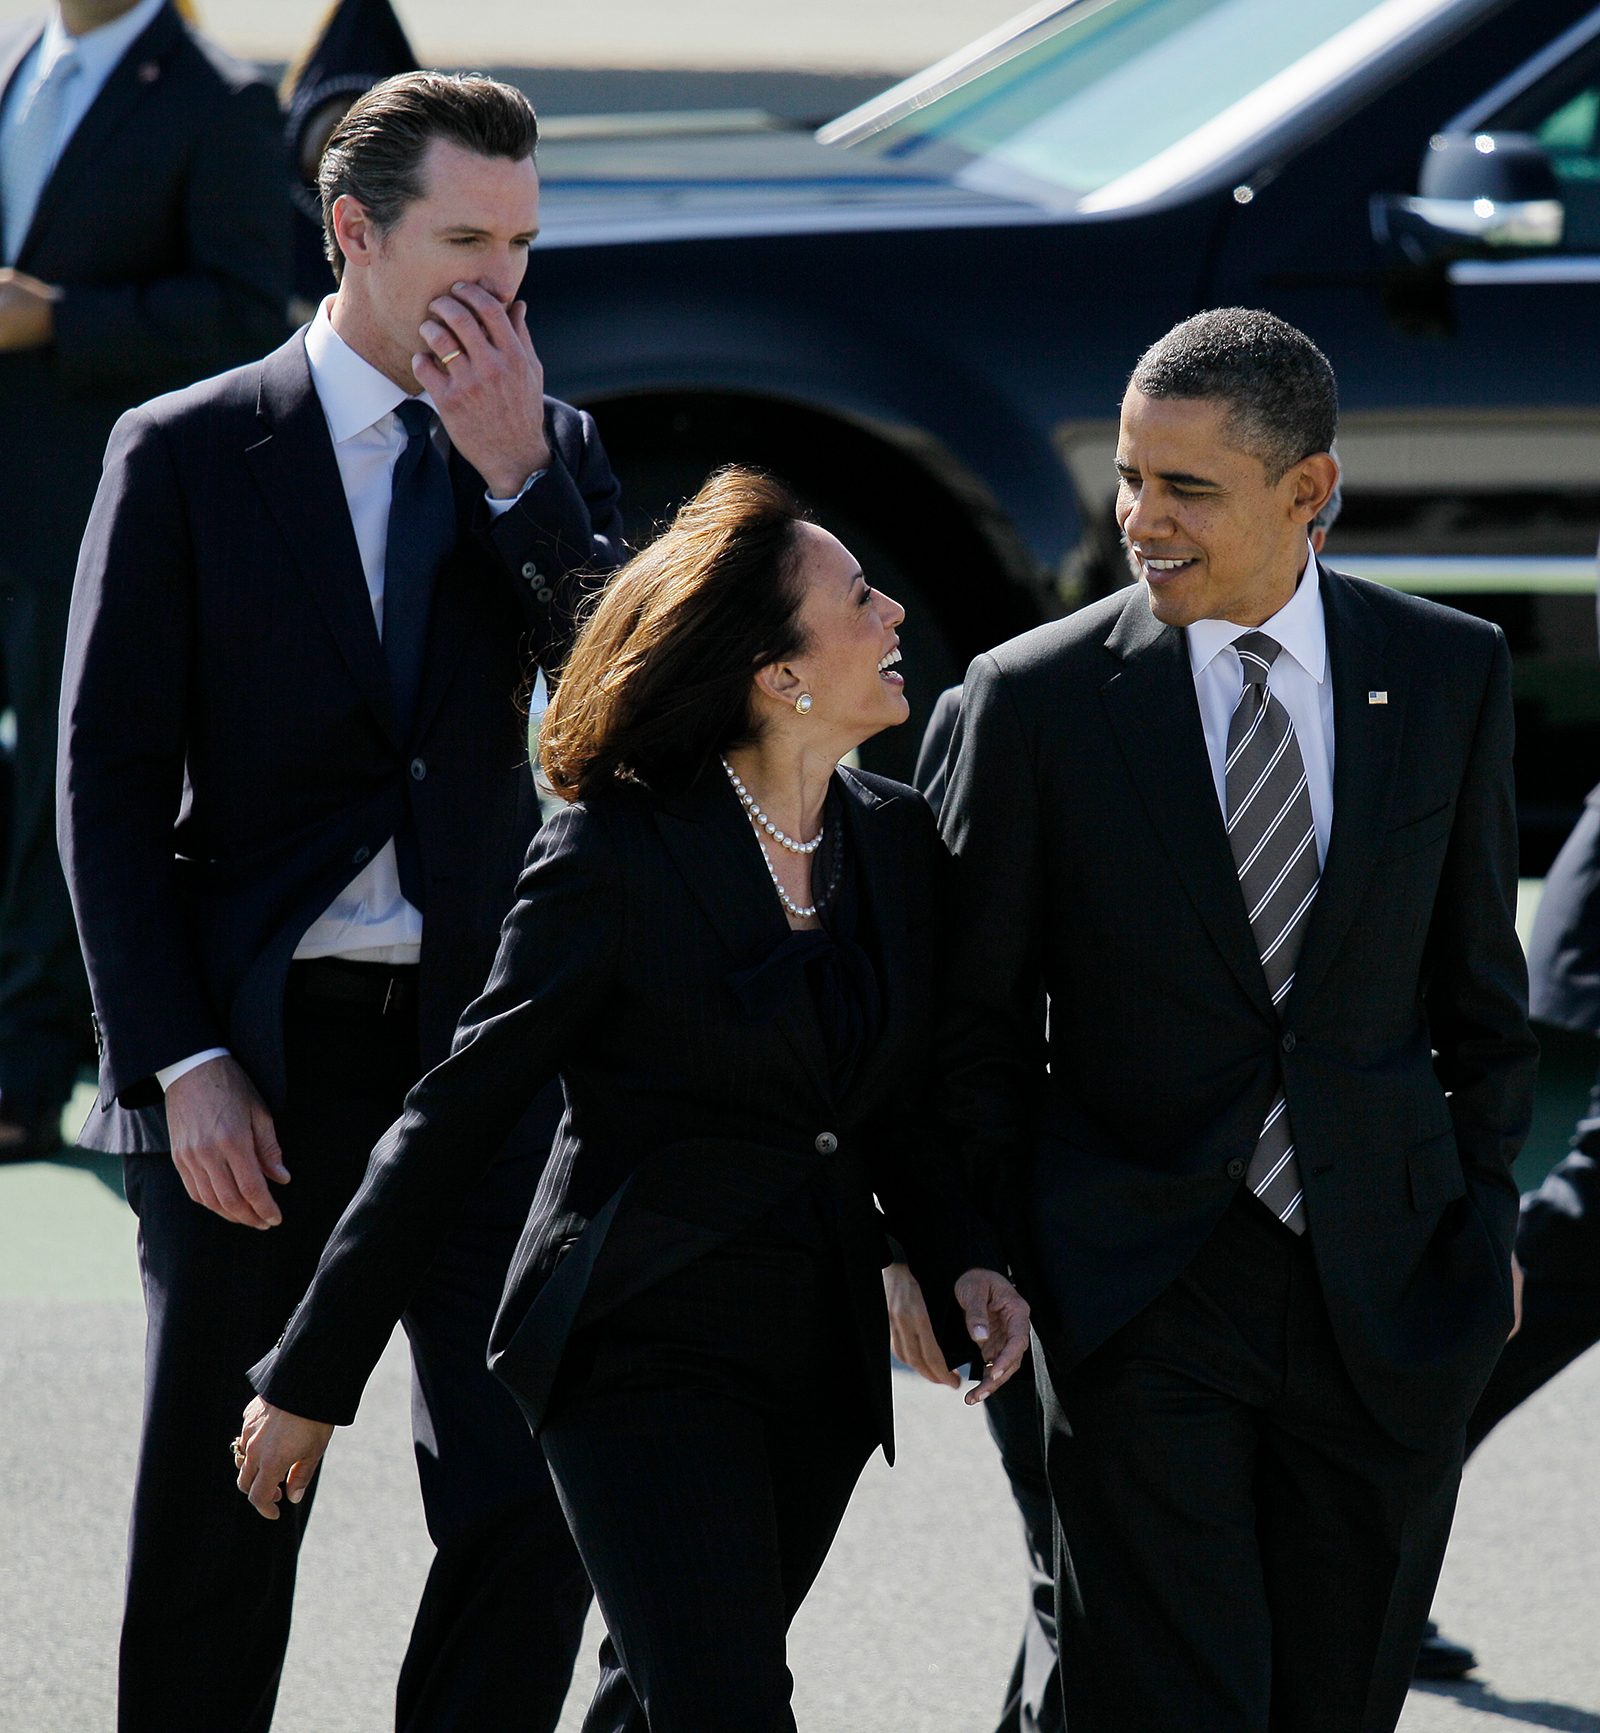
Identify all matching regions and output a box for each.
[437,349,462,365]
[230,1435,246,1465]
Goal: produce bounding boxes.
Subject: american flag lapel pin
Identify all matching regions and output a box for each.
[1367,691,1388,705]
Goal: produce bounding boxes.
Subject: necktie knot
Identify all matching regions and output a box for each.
[1234,631,1282,688]
[395,398,435,445]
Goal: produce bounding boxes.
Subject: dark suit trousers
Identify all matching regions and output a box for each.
[983,1357,1064,1733]
[540,1217,879,1733]
[0,575,92,1123]
[1040,1191,1463,1733]
[1464,1126,1600,1460]
[118,973,589,1733]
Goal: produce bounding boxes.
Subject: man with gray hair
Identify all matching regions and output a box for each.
[938,308,1535,1731]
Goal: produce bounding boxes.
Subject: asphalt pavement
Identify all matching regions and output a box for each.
[1,1134,1596,1733]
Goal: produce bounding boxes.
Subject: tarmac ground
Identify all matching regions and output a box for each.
[1,1112,1596,1733]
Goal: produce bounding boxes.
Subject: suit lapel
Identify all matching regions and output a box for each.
[1099,590,1275,1021]
[835,769,905,1117]
[653,768,833,1100]
[1282,567,1401,1013]
[245,332,398,745]
[17,5,180,270]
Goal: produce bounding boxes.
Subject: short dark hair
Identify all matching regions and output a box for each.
[1129,308,1337,479]
[540,468,812,800]
[318,72,538,279]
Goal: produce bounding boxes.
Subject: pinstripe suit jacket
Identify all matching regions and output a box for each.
[252,762,987,1458]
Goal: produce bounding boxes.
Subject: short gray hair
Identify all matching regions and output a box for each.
[1129,308,1337,480]
[319,72,539,280]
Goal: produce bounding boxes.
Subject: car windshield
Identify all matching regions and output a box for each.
[822,0,1470,213]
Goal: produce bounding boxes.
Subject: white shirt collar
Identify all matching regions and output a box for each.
[38,0,166,84]
[303,296,436,444]
[1185,543,1327,685]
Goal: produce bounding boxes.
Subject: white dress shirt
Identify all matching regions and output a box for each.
[156,299,533,1091]
[1186,544,1335,869]
[0,0,166,263]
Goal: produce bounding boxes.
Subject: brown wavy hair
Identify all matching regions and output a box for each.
[540,467,812,801]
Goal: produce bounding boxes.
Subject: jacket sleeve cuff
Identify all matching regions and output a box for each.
[155,1048,231,1092]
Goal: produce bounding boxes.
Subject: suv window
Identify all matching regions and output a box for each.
[1489,35,1600,248]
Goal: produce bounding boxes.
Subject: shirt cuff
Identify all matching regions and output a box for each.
[155,1048,231,1092]
[484,470,547,517]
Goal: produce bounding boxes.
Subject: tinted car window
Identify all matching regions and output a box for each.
[1490,33,1600,248]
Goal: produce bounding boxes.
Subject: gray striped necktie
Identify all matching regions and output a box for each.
[1225,631,1316,1234]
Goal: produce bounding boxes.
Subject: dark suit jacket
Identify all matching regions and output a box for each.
[0,4,289,586]
[1524,550,1600,1035]
[912,683,963,816]
[250,765,985,1459]
[939,567,1538,1448]
[58,327,624,1152]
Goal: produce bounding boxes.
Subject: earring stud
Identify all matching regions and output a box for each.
[795,693,813,714]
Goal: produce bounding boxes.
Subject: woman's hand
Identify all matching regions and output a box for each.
[883,1261,960,1388]
[236,1395,334,1519]
[955,1267,1031,1406]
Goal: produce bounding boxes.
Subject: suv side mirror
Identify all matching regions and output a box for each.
[1373,131,1564,261]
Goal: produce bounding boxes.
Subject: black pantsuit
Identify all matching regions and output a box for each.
[939,569,1536,1732]
[120,970,587,1732]
[250,766,990,1731]
[544,1216,880,1732]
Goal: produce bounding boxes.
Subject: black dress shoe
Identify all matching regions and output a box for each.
[1414,1621,1477,1680]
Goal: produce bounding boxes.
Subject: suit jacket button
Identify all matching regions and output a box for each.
[815,1132,838,1155]
[1281,1030,1297,1054]
[522,562,540,580]
[353,846,370,865]
[1226,1158,1247,1179]
[410,757,427,780]
[536,586,554,603]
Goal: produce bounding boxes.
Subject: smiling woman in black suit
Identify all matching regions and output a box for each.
[233,464,1029,1731]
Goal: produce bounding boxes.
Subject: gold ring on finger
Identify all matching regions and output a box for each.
[437,349,462,365]
[230,1435,246,1465]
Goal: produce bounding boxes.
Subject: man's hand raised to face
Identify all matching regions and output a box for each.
[413,281,550,500]
[164,1055,289,1230]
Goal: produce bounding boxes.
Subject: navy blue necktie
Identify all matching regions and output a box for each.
[384,399,454,738]
[384,399,454,910]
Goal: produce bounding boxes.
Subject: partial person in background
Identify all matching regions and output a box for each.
[281,0,418,323]
[0,0,288,1159]
[59,73,621,1733]
[1415,527,1600,1682]
[895,449,1349,1733]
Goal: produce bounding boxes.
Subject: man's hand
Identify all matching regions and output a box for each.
[165,1055,289,1229]
[0,268,60,351]
[236,1395,333,1519]
[955,1267,1031,1405]
[413,281,550,498]
[1509,1252,1524,1339]
[883,1262,960,1389]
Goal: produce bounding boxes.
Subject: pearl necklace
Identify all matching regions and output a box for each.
[754,831,820,919]
[721,759,822,854]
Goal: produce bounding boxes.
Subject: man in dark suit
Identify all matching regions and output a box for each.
[0,0,288,1157]
[897,454,1351,1733]
[59,72,621,1732]
[938,308,1536,1732]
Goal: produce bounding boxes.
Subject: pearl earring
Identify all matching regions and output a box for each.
[795,693,813,714]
